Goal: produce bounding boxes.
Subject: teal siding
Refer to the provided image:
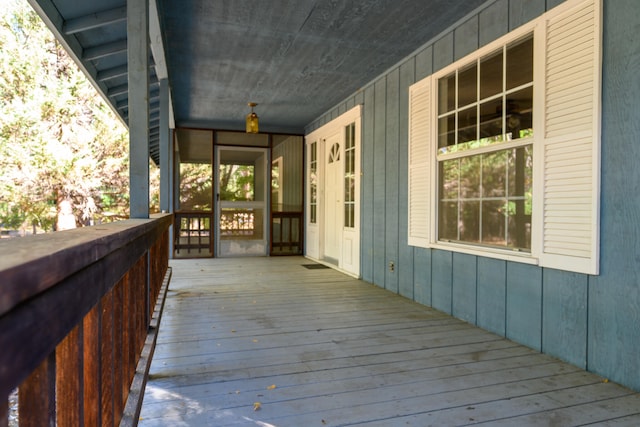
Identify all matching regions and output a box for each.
[543,269,588,369]
[415,46,433,81]
[477,258,507,336]
[454,17,479,60]
[452,253,477,324]
[372,79,387,288]
[506,262,542,351]
[431,250,453,314]
[433,32,454,73]
[306,0,640,392]
[414,248,432,306]
[360,86,375,283]
[398,59,415,299]
[385,69,400,293]
[588,0,640,389]
[508,0,546,30]
[479,0,509,47]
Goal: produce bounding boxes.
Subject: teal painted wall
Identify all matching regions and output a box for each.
[305,0,640,392]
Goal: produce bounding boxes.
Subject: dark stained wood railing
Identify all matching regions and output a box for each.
[0,214,172,427]
[174,211,212,255]
[270,211,303,255]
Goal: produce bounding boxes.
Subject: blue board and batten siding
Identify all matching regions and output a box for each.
[305,0,640,392]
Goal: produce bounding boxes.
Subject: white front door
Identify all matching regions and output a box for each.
[305,105,361,277]
[323,134,342,264]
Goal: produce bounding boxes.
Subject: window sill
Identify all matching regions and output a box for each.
[429,241,539,265]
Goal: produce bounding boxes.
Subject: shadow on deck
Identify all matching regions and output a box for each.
[140,257,640,426]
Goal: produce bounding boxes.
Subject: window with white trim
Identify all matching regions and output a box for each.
[408,0,601,274]
[344,122,356,228]
[437,35,533,251]
[309,141,318,224]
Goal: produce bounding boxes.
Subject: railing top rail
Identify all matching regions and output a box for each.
[0,213,171,400]
[0,214,172,316]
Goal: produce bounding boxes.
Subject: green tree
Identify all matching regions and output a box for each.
[0,0,132,232]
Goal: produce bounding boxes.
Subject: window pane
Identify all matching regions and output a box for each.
[460,201,480,243]
[345,123,354,149]
[458,63,477,108]
[438,73,456,114]
[506,87,533,140]
[438,114,455,150]
[482,200,507,246]
[439,201,458,241]
[439,159,459,200]
[458,106,478,145]
[508,146,533,198]
[479,98,503,142]
[480,50,503,100]
[482,151,507,197]
[507,200,531,250]
[460,155,481,198]
[219,164,255,202]
[344,204,354,228]
[506,35,533,90]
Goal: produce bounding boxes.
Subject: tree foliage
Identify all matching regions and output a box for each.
[0,0,133,232]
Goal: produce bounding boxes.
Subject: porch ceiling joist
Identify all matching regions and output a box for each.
[82,39,127,61]
[62,6,127,35]
[97,64,127,82]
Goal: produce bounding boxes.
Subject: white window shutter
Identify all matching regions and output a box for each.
[407,77,432,248]
[539,0,601,274]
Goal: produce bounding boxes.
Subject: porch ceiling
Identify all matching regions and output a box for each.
[27,0,486,163]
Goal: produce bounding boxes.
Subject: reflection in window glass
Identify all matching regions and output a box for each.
[438,73,456,114]
[479,98,503,142]
[482,151,507,198]
[506,36,534,90]
[460,201,480,243]
[458,63,477,108]
[310,142,317,224]
[344,123,356,228]
[506,87,533,140]
[458,107,478,145]
[480,51,503,99]
[437,33,533,155]
[438,114,456,150]
[460,156,481,199]
[437,146,532,251]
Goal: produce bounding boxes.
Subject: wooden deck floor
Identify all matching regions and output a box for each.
[139,257,640,426]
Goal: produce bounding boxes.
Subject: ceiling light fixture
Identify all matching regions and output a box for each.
[246,102,259,133]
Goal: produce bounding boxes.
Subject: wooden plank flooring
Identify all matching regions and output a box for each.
[139,257,640,426]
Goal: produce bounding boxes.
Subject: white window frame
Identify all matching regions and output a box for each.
[408,0,602,274]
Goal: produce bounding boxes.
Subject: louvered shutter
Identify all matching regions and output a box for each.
[539,0,601,274]
[408,77,432,248]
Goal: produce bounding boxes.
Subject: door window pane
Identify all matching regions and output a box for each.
[219,164,254,201]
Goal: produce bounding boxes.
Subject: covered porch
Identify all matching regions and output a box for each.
[139,257,640,426]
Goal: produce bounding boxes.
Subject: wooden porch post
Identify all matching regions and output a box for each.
[159,78,174,257]
[128,0,150,219]
[159,78,171,215]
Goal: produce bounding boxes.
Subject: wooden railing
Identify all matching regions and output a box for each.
[270,211,303,255]
[174,211,212,255]
[0,214,172,427]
